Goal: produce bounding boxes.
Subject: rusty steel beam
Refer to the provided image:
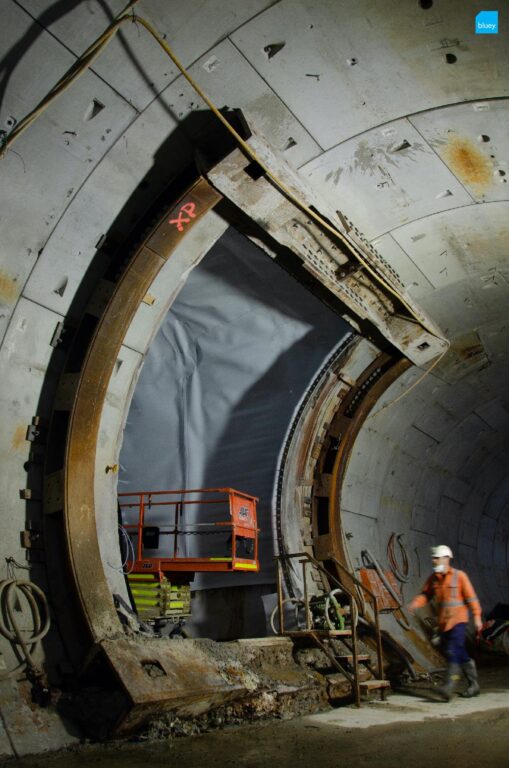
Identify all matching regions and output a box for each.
[276,339,401,600]
[324,356,410,586]
[205,127,448,367]
[313,355,445,667]
[63,178,222,644]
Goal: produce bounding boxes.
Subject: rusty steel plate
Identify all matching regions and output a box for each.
[359,568,401,611]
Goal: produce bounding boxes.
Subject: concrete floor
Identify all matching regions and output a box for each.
[9,659,509,768]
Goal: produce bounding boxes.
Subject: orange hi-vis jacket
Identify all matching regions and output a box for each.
[410,567,481,632]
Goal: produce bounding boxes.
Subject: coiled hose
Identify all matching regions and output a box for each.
[0,578,51,681]
[387,533,410,583]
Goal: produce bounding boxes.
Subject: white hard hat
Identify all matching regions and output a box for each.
[431,545,453,558]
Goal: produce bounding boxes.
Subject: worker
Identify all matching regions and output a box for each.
[408,545,482,701]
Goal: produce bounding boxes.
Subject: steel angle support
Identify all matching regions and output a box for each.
[204,130,447,366]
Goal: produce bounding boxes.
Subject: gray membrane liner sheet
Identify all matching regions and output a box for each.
[119,227,349,588]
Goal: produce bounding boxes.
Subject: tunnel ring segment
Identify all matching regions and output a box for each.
[46,177,223,650]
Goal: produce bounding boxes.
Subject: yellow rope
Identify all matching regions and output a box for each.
[1,2,139,155]
[133,14,448,348]
[1,4,449,406]
[368,344,448,418]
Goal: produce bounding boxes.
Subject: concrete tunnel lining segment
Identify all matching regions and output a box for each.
[1,0,509,751]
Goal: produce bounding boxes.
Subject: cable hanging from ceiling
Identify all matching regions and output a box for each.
[0,0,450,402]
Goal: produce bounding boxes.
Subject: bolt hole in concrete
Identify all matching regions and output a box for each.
[390,139,411,153]
[84,98,105,121]
[118,227,348,640]
[347,57,358,66]
[445,53,457,64]
[435,189,453,199]
[479,134,490,142]
[53,277,68,297]
[263,42,285,59]
[419,0,434,8]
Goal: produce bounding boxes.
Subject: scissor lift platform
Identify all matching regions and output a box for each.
[119,487,259,621]
[119,487,259,576]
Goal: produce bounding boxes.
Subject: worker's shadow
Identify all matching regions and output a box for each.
[392,682,450,703]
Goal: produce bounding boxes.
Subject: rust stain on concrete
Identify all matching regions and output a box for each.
[0,270,18,303]
[11,423,27,453]
[443,137,493,191]
[452,330,485,361]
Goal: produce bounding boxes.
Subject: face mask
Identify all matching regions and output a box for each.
[433,564,445,573]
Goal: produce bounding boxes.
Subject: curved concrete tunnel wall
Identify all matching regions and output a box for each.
[0,0,509,749]
[342,363,509,616]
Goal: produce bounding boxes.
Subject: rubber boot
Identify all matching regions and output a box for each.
[460,659,480,698]
[437,662,462,701]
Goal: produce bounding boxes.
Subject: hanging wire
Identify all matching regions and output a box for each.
[5,556,29,580]
[106,525,136,574]
[0,3,450,407]
[0,1,140,159]
[0,7,443,337]
[367,350,446,418]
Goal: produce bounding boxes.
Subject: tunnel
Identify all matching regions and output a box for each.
[0,0,508,760]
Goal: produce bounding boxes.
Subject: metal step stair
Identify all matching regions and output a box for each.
[275,552,391,707]
[334,653,370,664]
[286,629,352,637]
[360,679,391,692]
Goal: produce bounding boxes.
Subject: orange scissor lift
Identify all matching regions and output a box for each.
[118,488,259,625]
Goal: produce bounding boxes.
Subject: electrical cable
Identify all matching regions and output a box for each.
[0,8,447,348]
[130,18,451,415]
[324,588,353,631]
[131,14,448,348]
[0,5,450,413]
[0,2,139,158]
[367,346,448,418]
[393,610,411,633]
[269,598,311,635]
[106,524,136,573]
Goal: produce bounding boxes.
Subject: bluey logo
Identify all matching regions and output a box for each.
[475,11,499,34]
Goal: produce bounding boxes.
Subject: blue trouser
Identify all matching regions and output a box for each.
[442,622,470,664]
